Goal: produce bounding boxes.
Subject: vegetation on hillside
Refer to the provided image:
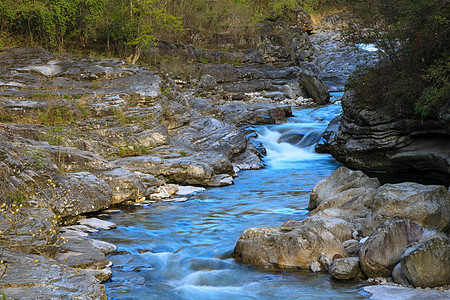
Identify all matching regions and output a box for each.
[346,0,449,119]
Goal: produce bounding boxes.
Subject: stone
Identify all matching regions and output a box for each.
[401,237,450,288]
[362,182,450,236]
[318,253,332,271]
[310,261,322,272]
[298,73,330,105]
[329,257,365,280]
[364,285,450,300]
[233,222,347,269]
[359,218,424,278]
[300,216,353,242]
[392,263,410,287]
[91,239,117,255]
[343,239,358,248]
[0,249,106,300]
[199,74,217,90]
[78,218,117,230]
[175,185,206,196]
[309,167,380,221]
[0,207,58,256]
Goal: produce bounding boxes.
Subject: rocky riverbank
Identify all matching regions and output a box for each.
[234,167,450,297]
[0,13,343,297]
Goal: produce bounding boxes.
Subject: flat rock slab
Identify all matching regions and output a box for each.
[0,249,106,299]
[79,218,117,230]
[364,285,450,300]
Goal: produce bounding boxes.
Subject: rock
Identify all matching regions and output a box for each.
[309,167,380,222]
[208,174,234,186]
[392,263,410,286]
[310,261,322,272]
[359,218,424,278]
[364,285,450,300]
[175,185,206,196]
[327,91,450,179]
[0,249,106,300]
[298,73,330,105]
[78,218,117,230]
[258,44,291,66]
[343,239,359,248]
[233,222,347,269]
[91,239,117,255]
[318,253,332,271]
[362,182,450,236]
[401,237,450,288]
[198,74,217,90]
[329,257,365,280]
[300,216,353,242]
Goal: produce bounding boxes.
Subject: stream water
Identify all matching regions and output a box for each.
[93,93,372,299]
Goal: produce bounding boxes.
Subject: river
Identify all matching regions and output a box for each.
[92,92,372,299]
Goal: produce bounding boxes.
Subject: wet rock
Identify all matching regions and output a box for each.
[401,237,450,288]
[0,248,106,299]
[359,218,424,278]
[362,183,450,236]
[329,257,365,280]
[364,285,450,300]
[233,222,347,269]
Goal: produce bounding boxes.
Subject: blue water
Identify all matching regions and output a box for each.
[92,97,371,299]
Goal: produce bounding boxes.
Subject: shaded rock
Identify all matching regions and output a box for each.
[0,249,106,300]
[392,263,410,286]
[278,133,305,145]
[401,237,450,288]
[362,182,450,236]
[329,257,365,280]
[359,218,424,278]
[199,74,217,90]
[298,73,330,105]
[258,44,291,66]
[233,222,347,269]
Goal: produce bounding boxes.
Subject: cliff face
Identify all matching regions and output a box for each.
[325,91,450,183]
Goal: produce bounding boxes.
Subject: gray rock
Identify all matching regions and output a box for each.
[300,216,353,242]
[78,218,117,230]
[329,257,365,280]
[298,73,330,105]
[401,237,450,288]
[392,263,410,286]
[359,218,424,278]
[0,248,106,299]
[199,74,217,90]
[233,222,347,269]
[364,285,450,300]
[362,182,450,236]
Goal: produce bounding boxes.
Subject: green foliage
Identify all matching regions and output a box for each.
[346,0,450,118]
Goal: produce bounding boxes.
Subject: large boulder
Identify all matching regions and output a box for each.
[327,91,450,179]
[300,216,353,242]
[359,218,424,278]
[233,221,347,269]
[362,183,450,236]
[401,237,450,288]
[298,73,330,105]
[308,167,380,222]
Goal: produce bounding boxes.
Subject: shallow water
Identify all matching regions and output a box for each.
[93,96,372,299]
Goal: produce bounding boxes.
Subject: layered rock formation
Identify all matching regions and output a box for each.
[321,91,450,184]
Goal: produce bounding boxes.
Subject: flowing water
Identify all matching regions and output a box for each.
[93,93,372,299]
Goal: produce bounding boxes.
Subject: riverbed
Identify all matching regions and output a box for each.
[92,95,372,299]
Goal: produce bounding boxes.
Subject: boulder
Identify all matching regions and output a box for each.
[392,263,410,286]
[300,216,353,242]
[329,257,365,280]
[359,218,424,278]
[298,73,330,105]
[401,237,450,288]
[309,167,380,221]
[362,182,450,236]
[233,222,347,269]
